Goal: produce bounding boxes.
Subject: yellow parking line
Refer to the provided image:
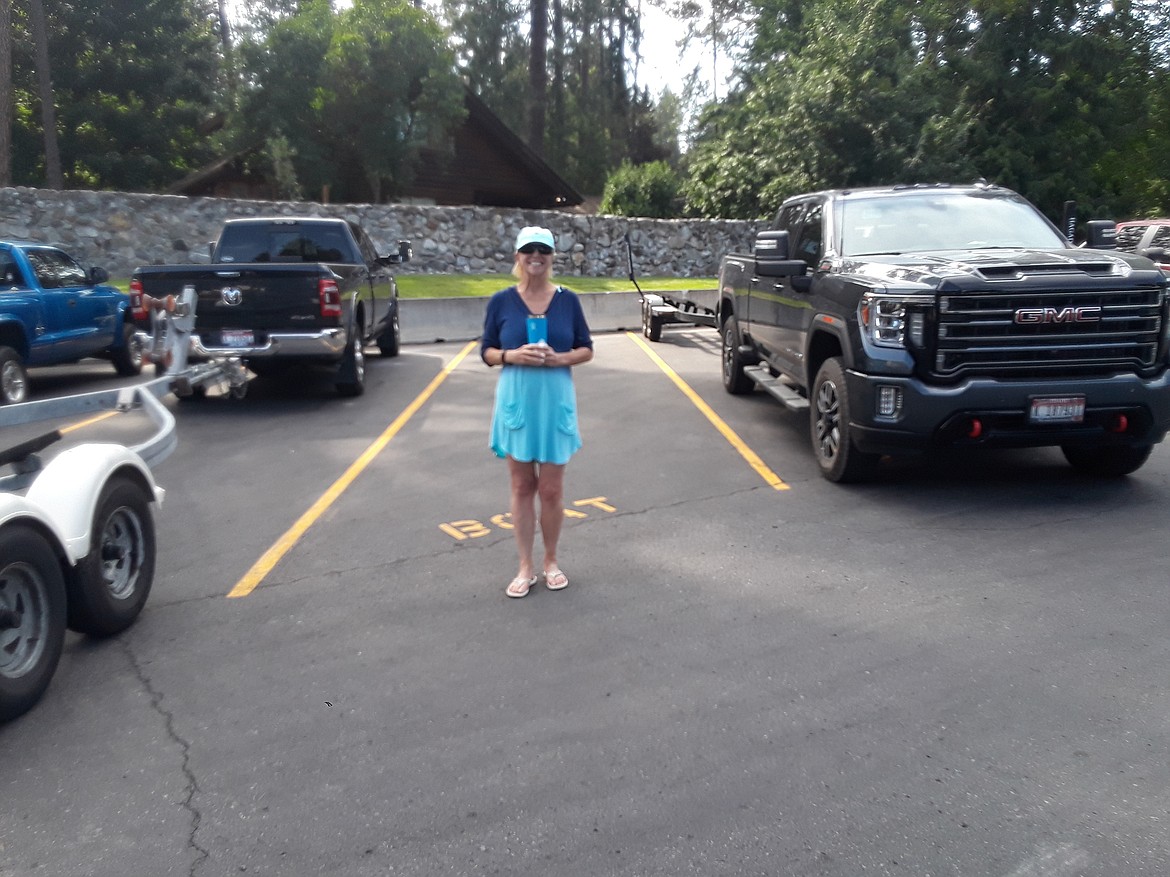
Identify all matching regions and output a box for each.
[627,331,789,491]
[227,340,480,598]
[60,410,120,433]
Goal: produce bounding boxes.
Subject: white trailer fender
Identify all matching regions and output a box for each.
[23,444,164,565]
[0,493,72,556]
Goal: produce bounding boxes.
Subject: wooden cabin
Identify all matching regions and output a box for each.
[168,89,584,210]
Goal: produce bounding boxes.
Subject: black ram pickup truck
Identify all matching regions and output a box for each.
[131,217,411,396]
[719,183,1170,481]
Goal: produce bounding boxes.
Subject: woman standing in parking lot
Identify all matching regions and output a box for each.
[481,226,594,598]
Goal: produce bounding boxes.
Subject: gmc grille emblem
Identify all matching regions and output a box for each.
[1014,306,1101,325]
[221,287,242,306]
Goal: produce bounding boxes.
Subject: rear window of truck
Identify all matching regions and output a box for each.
[217,225,356,264]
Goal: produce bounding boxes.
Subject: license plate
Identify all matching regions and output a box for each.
[1029,396,1085,424]
[220,329,254,348]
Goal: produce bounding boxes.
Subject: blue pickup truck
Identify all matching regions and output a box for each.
[0,241,142,404]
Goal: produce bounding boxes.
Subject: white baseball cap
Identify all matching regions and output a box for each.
[515,226,555,251]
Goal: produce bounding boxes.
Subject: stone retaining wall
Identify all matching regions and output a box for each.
[0,187,762,280]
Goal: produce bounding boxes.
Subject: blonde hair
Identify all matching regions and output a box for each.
[511,252,555,282]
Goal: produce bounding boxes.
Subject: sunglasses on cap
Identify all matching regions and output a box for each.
[518,243,553,255]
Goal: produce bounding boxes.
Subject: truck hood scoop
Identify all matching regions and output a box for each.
[850,249,1132,285]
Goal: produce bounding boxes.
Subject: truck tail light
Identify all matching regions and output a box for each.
[319,278,341,319]
[129,278,147,321]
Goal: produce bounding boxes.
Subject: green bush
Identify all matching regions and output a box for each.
[599,161,682,219]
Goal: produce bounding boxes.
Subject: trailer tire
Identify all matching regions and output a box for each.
[68,475,155,637]
[0,524,67,722]
[721,316,753,395]
[111,326,144,377]
[0,346,29,405]
[642,302,663,342]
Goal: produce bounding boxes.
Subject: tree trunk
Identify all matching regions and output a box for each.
[0,0,11,187]
[549,0,564,164]
[528,0,548,156]
[28,0,62,188]
[218,0,236,110]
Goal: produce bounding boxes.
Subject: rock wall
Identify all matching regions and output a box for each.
[0,187,762,280]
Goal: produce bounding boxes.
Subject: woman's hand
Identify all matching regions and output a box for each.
[516,343,555,366]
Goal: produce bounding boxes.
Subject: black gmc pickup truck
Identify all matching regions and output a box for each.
[131,217,411,396]
[718,183,1170,481]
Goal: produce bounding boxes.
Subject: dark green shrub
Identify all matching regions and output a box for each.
[599,161,683,218]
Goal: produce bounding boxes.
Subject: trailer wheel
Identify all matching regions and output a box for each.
[811,357,879,483]
[721,316,753,395]
[0,346,29,405]
[0,524,67,722]
[111,326,144,377]
[642,302,663,342]
[1061,443,1152,478]
[335,332,366,397]
[68,475,155,637]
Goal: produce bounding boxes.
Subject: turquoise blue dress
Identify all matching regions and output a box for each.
[481,286,593,464]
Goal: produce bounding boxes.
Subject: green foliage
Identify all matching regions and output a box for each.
[266,134,302,201]
[439,0,528,134]
[438,0,661,194]
[683,0,1170,220]
[238,0,465,203]
[599,160,682,218]
[9,0,220,190]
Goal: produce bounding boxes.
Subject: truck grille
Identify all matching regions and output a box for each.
[934,285,1164,378]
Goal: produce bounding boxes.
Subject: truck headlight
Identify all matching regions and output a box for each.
[859,292,932,349]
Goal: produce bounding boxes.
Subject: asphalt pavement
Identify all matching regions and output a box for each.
[2,330,1169,876]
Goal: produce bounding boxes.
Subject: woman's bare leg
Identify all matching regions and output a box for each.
[536,462,566,574]
[507,457,539,580]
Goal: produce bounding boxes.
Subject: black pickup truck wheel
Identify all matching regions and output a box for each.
[377,311,400,357]
[335,332,366,397]
[68,475,156,637]
[811,357,879,483]
[721,317,753,395]
[0,346,29,405]
[0,524,67,722]
[1061,443,1153,477]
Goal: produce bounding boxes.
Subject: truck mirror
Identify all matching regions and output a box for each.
[1140,246,1165,261]
[1084,220,1117,250]
[754,230,791,260]
[398,241,412,263]
[754,229,805,276]
[89,266,109,284]
[756,259,808,278]
[1061,200,1077,244]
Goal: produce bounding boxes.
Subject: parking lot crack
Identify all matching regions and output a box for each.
[120,640,210,877]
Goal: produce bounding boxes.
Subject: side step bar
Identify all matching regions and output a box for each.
[744,364,810,411]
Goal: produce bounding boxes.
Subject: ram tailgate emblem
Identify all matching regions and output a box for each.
[1014,306,1101,325]
[221,287,242,306]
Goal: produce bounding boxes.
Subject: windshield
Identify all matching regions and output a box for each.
[840,191,1067,256]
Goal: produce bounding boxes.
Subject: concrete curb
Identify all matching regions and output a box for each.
[400,290,716,344]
